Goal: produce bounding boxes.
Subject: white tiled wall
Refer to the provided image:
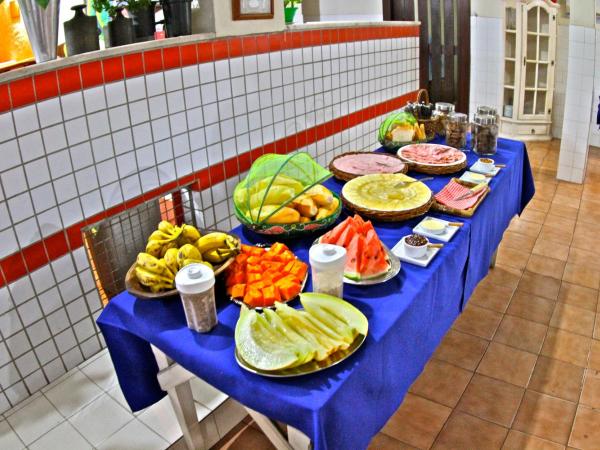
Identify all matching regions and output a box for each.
[0,35,419,412]
[552,24,569,139]
[587,28,600,148]
[558,25,595,183]
[469,16,504,117]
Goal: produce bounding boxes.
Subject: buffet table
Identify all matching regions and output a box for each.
[97,136,534,450]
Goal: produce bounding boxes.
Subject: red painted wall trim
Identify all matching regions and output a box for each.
[0,25,419,113]
[0,90,418,287]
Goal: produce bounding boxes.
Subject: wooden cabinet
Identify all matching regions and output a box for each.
[501,0,558,141]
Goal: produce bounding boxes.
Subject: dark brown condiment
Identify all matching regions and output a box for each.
[405,234,428,246]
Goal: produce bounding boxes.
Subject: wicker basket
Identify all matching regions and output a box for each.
[124,230,240,300]
[329,152,408,182]
[341,192,434,222]
[397,145,467,175]
[431,179,490,218]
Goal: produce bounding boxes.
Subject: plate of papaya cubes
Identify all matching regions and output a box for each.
[224,242,309,309]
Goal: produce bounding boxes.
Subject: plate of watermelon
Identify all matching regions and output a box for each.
[225,243,309,309]
[317,215,401,285]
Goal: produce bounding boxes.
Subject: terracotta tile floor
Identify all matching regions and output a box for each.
[209,141,600,450]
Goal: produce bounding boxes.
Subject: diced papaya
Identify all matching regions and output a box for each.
[262,261,284,271]
[226,271,245,287]
[289,261,308,280]
[247,272,262,284]
[278,282,301,301]
[279,250,295,262]
[235,253,249,264]
[261,285,281,306]
[283,260,296,273]
[250,247,265,257]
[266,270,286,282]
[248,281,266,291]
[276,274,300,287]
[231,283,246,299]
[243,288,263,307]
[241,244,255,254]
[247,256,262,265]
[260,272,275,285]
[247,264,262,273]
[269,242,289,255]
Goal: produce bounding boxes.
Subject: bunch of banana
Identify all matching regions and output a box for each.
[134,252,176,293]
[145,221,202,258]
[195,232,239,264]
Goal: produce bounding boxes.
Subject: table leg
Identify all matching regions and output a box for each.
[151,345,206,450]
[288,426,312,450]
[489,249,498,268]
[244,407,293,450]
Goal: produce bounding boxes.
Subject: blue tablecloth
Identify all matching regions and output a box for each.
[97,137,534,450]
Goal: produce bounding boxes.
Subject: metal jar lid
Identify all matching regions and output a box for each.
[435,102,455,113]
[476,106,497,116]
[473,114,497,125]
[449,112,468,123]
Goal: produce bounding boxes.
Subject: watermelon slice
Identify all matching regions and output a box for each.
[318,214,390,281]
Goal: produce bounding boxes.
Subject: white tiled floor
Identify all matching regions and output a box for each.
[0,349,243,449]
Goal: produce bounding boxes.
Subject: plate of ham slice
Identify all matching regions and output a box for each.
[431,179,490,218]
[398,144,466,166]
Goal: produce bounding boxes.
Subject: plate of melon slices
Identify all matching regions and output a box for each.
[234,293,368,377]
[316,215,401,285]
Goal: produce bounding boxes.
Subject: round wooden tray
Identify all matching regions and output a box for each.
[328,152,408,182]
[124,231,240,300]
[397,145,467,175]
[341,191,434,222]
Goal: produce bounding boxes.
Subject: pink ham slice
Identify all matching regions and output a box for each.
[400,144,464,165]
[333,153,406,175]
[435,180,486,210]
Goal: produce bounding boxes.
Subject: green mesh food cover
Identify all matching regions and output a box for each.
[233,152,332,224]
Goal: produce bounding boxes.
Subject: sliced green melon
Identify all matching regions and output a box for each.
[298,311,352,347]
[275,303,344,360]
[262,308,315,366]
[300,293,369,336]
[235,306,300,371]
[299,305,355,343]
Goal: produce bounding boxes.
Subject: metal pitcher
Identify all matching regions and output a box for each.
[17,0,60,63]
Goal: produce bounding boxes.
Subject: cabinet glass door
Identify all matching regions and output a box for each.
[503,6,518,118]
[520,3,552,119]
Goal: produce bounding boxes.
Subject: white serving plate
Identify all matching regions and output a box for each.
[459,171,491,185]
[469,161,500,176]
[398,144,467,167]
[412,216,462,243]
[391,236,441,267]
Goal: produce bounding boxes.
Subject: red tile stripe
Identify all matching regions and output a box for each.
[0,25,419,112]
[0,90,418,287]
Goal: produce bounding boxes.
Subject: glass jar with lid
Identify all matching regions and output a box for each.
[476,106,499,122]
[445,112,468,149]
[472,114,498,155]
[434,102,455,136]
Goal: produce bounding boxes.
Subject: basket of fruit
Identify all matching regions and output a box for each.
[378,110,429,151]
[125,221,241,299]
[233,152,341,238]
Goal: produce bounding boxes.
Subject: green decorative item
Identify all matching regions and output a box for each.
[378,111,431,151]
[233,152,341,238]
[284,0,300,24]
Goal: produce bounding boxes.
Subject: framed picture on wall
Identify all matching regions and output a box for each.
[232,0,274,20]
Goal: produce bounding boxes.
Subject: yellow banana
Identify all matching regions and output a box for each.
[148,230,174,243]
[202,249,230,264]
[150,282,175,293]
[158,259,175,280]
[194,232,229,253]
[135,266,174,286]
[164,248,179,275]
[225,235,239,251]
[160,241,178,257]
[145,240,163,258]
[180,258,207,269]
[179,224,201,244]
[136,253,165,274]
[177,244,202,268]
[306,185,333,208]
[158,220,176,235]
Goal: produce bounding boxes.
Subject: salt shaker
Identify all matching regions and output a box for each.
[309,244,347,298]
[175,264,217,333]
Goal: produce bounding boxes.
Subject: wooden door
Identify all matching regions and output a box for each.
[383,0,471,113]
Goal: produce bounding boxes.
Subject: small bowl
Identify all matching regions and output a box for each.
[403,234,429,258]
[420,219,447,235]
[478,158,495,172]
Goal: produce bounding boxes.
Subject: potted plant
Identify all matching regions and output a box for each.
[127,0,155,42]
[284,0,300,24]
[92,0,134,47]
[0,0,60,62]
